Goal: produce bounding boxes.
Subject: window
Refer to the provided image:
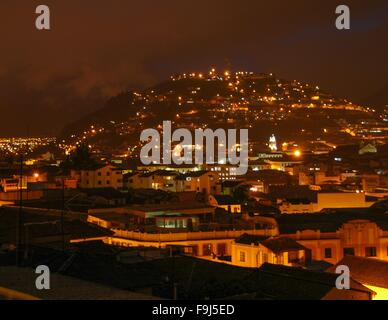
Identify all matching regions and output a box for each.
[217,243,226,256]
[98,172,102,176]
[98,181,102,185]
[106,180,110,185]
[343,247,355,256]
[107,172,111,176]
[288,251,299,263]
[365,247,377,257]
[239,251,246,263]
[203,244,212,256]
[325,248,333,259]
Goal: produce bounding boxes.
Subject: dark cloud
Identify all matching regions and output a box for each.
[0,0,387,136]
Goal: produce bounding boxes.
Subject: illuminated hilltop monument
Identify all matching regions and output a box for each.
[269,134,278,152]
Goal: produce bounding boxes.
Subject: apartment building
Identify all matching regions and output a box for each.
[70,164,124,189]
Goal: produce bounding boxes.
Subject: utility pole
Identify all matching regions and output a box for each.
[16,153,23,267]
[61,178,65,251]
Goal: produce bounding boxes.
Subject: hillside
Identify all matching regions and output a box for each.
[60,70,380,155]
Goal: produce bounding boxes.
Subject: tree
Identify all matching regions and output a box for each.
[61,142,97,173]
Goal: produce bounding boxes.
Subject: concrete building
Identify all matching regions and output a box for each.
[328,256,388,300]
[70,164,124,189]
[279,192,374,214]
[264,209,388,265]
[231,235,307,268]
[175,171,219,194]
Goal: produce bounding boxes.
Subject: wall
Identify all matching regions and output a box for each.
[72,165,124,189]
[231,242,304,268]
[364,285,388,300]
[314,193,370,212]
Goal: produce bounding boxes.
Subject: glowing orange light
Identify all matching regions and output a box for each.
[294,150,302,158]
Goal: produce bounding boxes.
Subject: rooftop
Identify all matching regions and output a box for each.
[175,170,211,180]
[250,263,373,300]
[275,207,388,234]
[213,195,239,205]
[260,237,307,254]
[0,266,159,300]
[235,234,269,246]
[125,201,214,213]
[0,206,113,245]
[328,256,388,289]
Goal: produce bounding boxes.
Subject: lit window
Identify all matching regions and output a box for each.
[239,251,246,262]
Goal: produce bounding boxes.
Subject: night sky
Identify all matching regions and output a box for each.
[0,0,387,136]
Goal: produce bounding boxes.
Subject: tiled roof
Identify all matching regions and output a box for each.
[328,256,388,289]
[260,237,307,254]
[247,263,373,300]
[235,233,269,245]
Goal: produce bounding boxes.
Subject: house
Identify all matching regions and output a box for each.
[175,171,219,194]
[125,172,142,189]
[70,164,124,189]
[249,263,374,300]
[328,256,388,300]
[272,187,374,213]
[125,170,220,194]
[86,203,276,257]
[264,157,303,172]
[208,195,241,214]
[231,234,307,268]
[204,164,240,181]
[0,176,26,192]
[88,211,200,232]
[254,207,388,265]
[140,170,178,191]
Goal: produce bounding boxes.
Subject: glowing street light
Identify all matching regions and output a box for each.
[294,150,302,158]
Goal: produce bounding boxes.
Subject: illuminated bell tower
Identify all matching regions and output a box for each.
[269,134,277,152]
